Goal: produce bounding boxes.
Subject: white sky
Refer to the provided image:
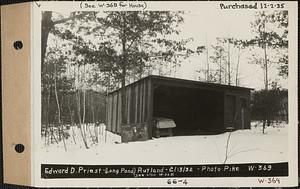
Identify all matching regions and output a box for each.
[172,10,287,90]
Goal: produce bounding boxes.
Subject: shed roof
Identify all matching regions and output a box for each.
[108,75,253,95]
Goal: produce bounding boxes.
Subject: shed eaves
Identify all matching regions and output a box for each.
[108,75,253,95]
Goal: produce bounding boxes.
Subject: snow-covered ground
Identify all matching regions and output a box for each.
[40,122,288,164]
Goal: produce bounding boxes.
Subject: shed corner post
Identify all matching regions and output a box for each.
[247,90,252,129]
[223,90,227,133]
[147,77,154,140]
[105,94,109,129]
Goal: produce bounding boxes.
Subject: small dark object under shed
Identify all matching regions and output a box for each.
[106,75,252,142]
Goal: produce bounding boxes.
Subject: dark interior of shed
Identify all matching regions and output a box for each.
[153,85,224,136]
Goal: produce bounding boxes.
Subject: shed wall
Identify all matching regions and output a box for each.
[106,76,251,142]
[224,89,251,130]
[106,78,152,141]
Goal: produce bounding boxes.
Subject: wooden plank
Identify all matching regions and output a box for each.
[105,95,109,129]
[112,93,117,133]
[147,78,153,138]
[110,94,114,131]
[141,80,144,123]
[143,79,147,122]
[127,87,131,124]
[107,95,112,131]
[117,92,122,133]
[144,81,148,122]
[125,88,128,124]
[106,95,109,131]
[130,86,135,123]
[115,92,119,131]
[223,91,227,131]
[138,82,142,123]
[114,93,119,132]
[136,84,140,123]
[135,84,138,124]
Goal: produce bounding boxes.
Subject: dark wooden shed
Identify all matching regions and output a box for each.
[106,75,252,142]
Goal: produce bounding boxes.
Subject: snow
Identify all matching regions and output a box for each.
[40,122,288,165]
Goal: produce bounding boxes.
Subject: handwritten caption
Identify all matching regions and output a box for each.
[258,177,281,184]
[80,2,147,10]
[167,178,188,185]
[219,2,286,10]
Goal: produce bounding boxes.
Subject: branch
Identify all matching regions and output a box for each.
[53,12,94,25]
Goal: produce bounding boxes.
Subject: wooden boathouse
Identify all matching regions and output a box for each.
[106,75,252,142]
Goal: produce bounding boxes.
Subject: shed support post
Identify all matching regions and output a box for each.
[147,80,153,139]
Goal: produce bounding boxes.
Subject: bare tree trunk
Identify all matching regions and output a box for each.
[263,20,270,129]
[235,47,240,86]
[219,55,222,84]
[41,11,53,71]
[54,64,67,151]
[90,92,98,143]
[224,61,227,84]
[41,12,93,70]
[67,94,73,125]
[139,60,143,79]
[45,85,51,146]
[76,89,89,149]
[227,40,231,85]
[205,35,210,82]
[263,20,268,91]
[67,94,76,144]
[264,44,268,90]
[50,125,58,144]
[158,62,163,76]
[121,14,127,125]
[54,65,61,124]
[121,66,126,124]
[82,65,86,124]
[83,90,86,124]
[263,119,266,134]
[75,65,88,149]
[173,61,177,78]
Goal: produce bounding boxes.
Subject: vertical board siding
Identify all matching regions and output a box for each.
[117,92,122,133]
[141,80,145,122]
[106,78,152,140]
[110,94,114,131]
[106,95,109,131]
[144,82,148,122]
[147,78,153,138]
[137,84,140,123]
[139,83,143,123]
[112,93,118,132]
[142,80,146,122]
[127,87,131,124]
[224,91,251,130]
[224,94,236,129]
[109,94,113,132]
[107,95,112,131]
[130,86,135,123]
[107,77,251,140]
[139,84,142,123]
[246,95,251,129]
[135,84,138,124]
[110,94,114,132]
[115,92,119,132]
